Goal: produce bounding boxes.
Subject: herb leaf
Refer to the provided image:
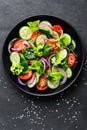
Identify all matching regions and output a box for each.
[27,20,40,32]
[43,42,52,57]
[23,47,36,60]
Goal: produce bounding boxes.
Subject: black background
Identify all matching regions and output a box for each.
[0,0,87,130]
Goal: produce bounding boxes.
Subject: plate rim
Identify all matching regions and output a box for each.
[2,15,84,96]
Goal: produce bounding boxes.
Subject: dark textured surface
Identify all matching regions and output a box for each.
[0,0,87,130]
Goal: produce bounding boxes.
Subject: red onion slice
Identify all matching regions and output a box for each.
[22,40,30,46]
[11,48,22,52]
[38,23,53,35]
[8,38,18,53]
[48,53,56,64]
[41,57,50,67]
[63,46,70,53]
[58,67,67,85]
[41,59,46,71]
[17,77,26,86]
[27,73,36,85]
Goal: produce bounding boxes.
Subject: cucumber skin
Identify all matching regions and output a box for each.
[40,20,52,26]
[10,52,20,64]
[27,78,36,88]
[66,67,72,78]
[61,33,71,46]
[36,34,47,48]
[19,26,32,40]
[47,80,59,89]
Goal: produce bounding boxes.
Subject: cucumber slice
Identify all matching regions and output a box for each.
[66,67,72,78]
[71,39,76,50]
[47,80,59,89]
[52,31,60,39]
[27,77,36,88]
[40,20,52,27]
[36,34,47,49]
[10,52,20,64]
[51,56,56,64]
[38,22,52,35]
[60,33,71,46]
[59,49,67,60]
[51,66,58,72]
[36,74,40,83]
[28,39,35,48]
[19,26,32,40]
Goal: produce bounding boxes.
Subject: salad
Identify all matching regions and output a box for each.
[8,20,77,91]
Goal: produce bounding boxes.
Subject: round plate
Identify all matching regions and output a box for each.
[2,15,84,96]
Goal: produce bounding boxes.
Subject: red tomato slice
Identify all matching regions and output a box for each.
[31,31,42,40]
[28,60,35,64]
[54,45,60,51]
[13,39,28,51]
[52,25,63,35]
[36,84,48,91]
[36,75,48,91]
[19,71,32,80]
[68,53,76,67]
[47,38,57,48]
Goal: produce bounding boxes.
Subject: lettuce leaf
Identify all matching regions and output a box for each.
[29,60,44,76]
[48,71,64,82]
[10,63,24,75]
[27,20,40,32]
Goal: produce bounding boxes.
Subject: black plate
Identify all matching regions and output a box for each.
[2,15,84,96]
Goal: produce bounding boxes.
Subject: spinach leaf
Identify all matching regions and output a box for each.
[43,42,52,57]
[23,47,36,60]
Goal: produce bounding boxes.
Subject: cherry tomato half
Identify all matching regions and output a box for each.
[68,53,76,67]
[36,75,48,91]
[13,39,28,51]
[31,31,42,41]
[19,71,32,80]
[47,38,57,48]
[52,25,63,35]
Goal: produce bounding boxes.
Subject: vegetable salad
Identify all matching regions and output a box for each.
[8,20,77,91]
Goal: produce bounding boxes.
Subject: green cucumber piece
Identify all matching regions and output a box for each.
[36,34,47,49]
[36,74,40,83]
[19,26,32,40]
[10,52,20,64]
[47,80,60,89]
[40,20,52,26]
[52,31,60,39]
[39,22,52,35]
[66,67,72,78]
[27,77,36,88]
[60,33,71,46]
[59,49,67,60]
[51,66,58,72]
[51,56,56,64]
[71,39,76,50]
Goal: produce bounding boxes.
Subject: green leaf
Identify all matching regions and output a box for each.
[23,47,36,60]
[19,53,28,71]
[10,63,24,75]
[34,47,43,57]
[43,42,52,57]
[48,71,64,82]
[29,60,44,75]
[27,20,40,32]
